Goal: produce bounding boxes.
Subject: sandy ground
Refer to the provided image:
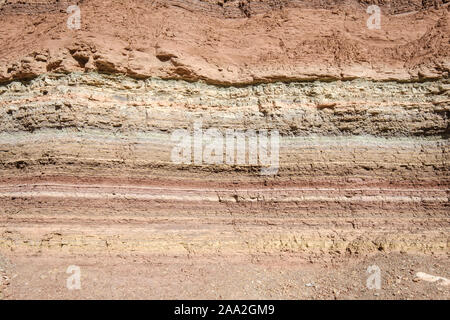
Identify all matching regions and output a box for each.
[1,250,449,299]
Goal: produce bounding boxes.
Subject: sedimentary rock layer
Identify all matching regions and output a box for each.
[0,73,449,136]
[0,73,448,257]
[0,0,448,299]
[1,0,449,85]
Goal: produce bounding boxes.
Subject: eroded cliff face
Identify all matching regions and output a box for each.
[0,0,448,299]
[1,73,449,136]
[1,0,449,85]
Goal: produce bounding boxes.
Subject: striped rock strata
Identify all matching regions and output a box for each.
[0,0,448,299]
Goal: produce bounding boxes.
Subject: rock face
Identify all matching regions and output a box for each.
[1,73,449,136]
[0,0,448,299]
[1,0,449,84]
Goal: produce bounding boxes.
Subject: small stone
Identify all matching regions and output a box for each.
[35,55,48,62]
[21,57,34,64]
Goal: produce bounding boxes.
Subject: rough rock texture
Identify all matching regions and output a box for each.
[0,0,449,299]
[1,0,450,84]
[1,73,449,136]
